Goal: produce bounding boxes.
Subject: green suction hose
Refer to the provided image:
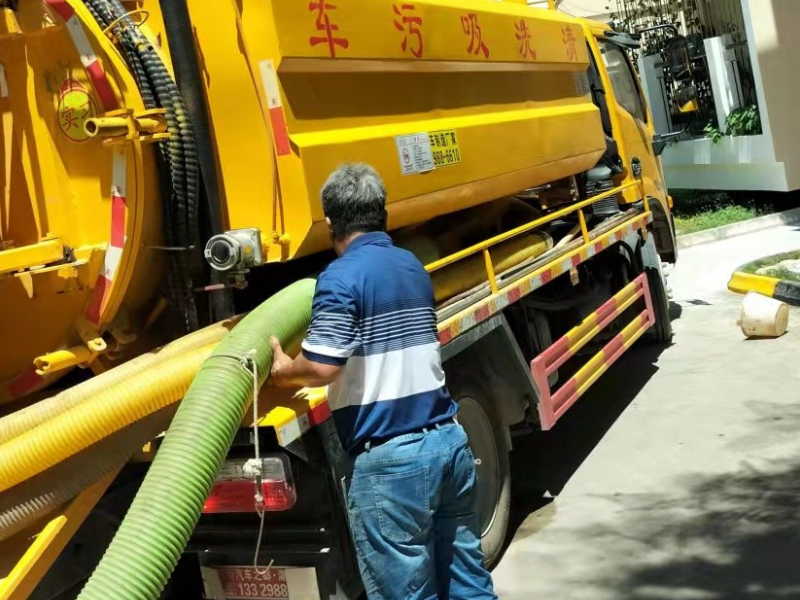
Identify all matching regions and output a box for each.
[78,278,316,600]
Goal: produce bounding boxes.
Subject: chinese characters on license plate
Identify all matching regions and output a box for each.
[215,566,289,599]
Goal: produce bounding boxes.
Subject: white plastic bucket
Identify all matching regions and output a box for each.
[738,291,789,338]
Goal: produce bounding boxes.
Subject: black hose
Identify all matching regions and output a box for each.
[124,7,199,330]
[160,0,234,321]
[84,0,200,331]
[159,0,222,236]
[86,0,155,109]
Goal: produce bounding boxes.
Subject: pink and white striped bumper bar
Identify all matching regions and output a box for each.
[531,272,656,431]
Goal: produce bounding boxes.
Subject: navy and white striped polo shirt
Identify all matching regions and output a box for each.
[301,232,456,452]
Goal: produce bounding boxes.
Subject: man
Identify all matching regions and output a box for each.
[270,163,497,600]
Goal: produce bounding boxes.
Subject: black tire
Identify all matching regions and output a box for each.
[645,265,673,344]
[452,386,511,570]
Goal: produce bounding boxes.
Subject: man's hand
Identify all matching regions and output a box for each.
[269,336,343,388]
[270,336,294,386]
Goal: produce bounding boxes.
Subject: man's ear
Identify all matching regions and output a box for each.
[325,217,338,243]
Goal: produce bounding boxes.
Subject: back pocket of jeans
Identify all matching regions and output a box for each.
[371,467,430,544]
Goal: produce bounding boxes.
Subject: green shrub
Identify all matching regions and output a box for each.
[705,105,762,143]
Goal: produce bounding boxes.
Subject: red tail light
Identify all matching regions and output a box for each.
[203,455,296,514]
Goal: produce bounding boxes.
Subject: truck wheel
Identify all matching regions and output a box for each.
[645,264,673,344]
[454,388,511,570]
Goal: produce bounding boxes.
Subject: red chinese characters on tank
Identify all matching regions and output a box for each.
[514,19,537,60]
[308,1,349,57]
[562,24,578,61]
[460,13,489,59]
[393,3,423,58]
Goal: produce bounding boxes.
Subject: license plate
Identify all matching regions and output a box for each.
[202,565,319,600]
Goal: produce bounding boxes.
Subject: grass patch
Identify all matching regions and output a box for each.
[764,267,800,282]
[670,190,800,235]
[740,250,800,282]
[673,205,756,235]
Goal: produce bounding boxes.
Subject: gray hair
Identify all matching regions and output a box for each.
[321,163,387,240]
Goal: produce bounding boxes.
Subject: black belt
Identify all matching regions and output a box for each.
[351,417,456,456]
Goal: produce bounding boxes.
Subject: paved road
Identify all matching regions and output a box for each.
[493,225,800,599]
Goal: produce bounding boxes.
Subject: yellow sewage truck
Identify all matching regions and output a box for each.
[0,0,678,598]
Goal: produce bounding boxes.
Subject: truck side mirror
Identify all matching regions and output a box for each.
[652,129,687,156]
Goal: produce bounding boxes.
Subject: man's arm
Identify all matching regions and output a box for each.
[271,271,356,388]
[269,336,342,388]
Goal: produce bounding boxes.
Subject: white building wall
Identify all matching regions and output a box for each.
[661,0,800,191]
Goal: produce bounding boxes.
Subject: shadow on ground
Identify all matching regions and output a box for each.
[509,394,800,599]
[501,340,670,563]
[587,396,800,599]
[669,300,685,320]
[499,340,800,598]
[580,457,800,600]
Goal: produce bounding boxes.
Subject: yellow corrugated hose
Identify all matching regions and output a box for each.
[0,343,216,493]
[0,406,175,541]
[0,317,239,444]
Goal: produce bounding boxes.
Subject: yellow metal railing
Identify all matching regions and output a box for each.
[0,239,64,276]
[425,180,642,293]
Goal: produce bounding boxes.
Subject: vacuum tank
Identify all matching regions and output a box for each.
[0,0,604,401]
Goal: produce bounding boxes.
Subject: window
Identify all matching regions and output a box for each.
[600,42,646,123]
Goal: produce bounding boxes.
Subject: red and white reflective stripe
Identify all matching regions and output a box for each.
[259,59,291,156]
[437,213,652,345]
[5,366,45,401]
[45,0,118,111]
[45,0,126,323]
[44,0,74,21]
[110,148,128,246]
[309,400,332,425]
[273,400,332,447]
[86,148,128,324]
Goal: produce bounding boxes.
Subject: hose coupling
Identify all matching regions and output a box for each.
[84,109,168,143]
[33,336,107,375]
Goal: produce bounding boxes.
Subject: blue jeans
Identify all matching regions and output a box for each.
[346,422,497,600]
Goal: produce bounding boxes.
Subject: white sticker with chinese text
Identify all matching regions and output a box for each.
[395,132,435,175]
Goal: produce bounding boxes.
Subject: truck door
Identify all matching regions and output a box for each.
[592,38,668,207]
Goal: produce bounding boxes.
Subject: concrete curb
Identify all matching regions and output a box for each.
[728,265,800,307]
[677,206,800,249]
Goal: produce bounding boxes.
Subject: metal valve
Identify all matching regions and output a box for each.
[204,228,264,273]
